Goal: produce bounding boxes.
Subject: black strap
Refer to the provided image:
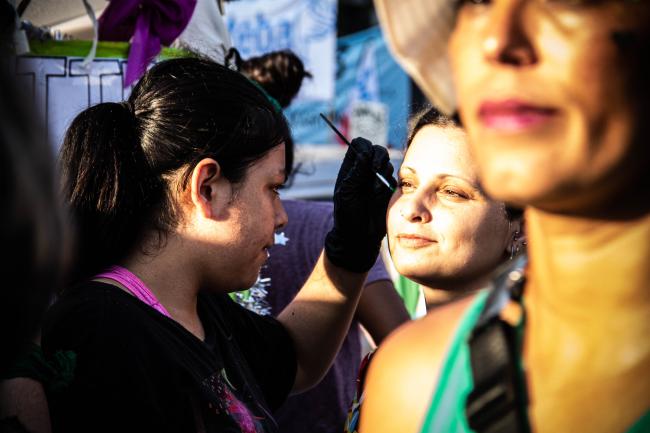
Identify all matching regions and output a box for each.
[465,254,530,433]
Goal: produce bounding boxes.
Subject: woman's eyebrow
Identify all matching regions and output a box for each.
[401,165,478,188]
[437,173,477,187]
[399,166,417,175]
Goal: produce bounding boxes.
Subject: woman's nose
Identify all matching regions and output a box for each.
[481,0,538,67]
[399,193,432,224]
[275,201,288,230]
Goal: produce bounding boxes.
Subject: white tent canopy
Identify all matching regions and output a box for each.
[22,0,104,26]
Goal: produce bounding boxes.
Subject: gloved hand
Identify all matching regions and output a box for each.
[325,137,396,273]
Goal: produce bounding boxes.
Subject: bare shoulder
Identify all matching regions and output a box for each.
[360,295,476,433]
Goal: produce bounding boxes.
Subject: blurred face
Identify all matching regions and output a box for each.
[449,0,650,212]
[387,125,512,290]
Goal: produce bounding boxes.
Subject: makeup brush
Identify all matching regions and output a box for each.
[319,113,394,192]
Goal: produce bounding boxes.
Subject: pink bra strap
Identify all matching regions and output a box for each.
[95,265,171,318]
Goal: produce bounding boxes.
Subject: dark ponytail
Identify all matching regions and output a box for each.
[61,58,293,283]
[61,102,160,284]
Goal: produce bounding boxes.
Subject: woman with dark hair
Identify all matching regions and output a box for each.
[42,57,395,433]
[230,49,410,433]
[343,107,522,433]
[364,1,650,432]
[387,107,522,306]
[229,49,312,109]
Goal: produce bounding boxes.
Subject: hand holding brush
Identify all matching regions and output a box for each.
[322,120,397,273]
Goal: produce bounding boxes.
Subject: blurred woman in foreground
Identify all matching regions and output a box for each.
[364,1,650,432]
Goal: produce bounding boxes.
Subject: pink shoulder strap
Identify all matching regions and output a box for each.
[95,265,171,318]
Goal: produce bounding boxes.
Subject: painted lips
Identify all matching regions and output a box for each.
[478,100,557,131]
[396,234,436,248]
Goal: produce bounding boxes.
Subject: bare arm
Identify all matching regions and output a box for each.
[359,319,439,433]
[356,279,410,345]
[0,378,52,433]
[278,252,367,393]
[360,296,475,433]
[280,138,395,393]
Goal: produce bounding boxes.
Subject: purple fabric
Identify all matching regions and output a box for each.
[98,0,197,86]
[265,200,390,433]
[95,265,171,317]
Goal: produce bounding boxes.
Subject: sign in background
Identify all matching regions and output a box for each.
[285,25,411,149]
[225,0,337,102]
[16,25,410,153]
[15,51,131,153]
[335,25,410,149]
[15,20,410,198]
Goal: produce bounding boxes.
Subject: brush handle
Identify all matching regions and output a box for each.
[319,113,394,192]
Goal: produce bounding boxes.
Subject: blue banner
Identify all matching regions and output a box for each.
[285,26,411,149]
[225,0,337,102]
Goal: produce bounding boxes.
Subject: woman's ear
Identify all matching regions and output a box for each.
[189,158,222,219]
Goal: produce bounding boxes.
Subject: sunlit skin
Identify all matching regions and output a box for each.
[361,122,518,433]
[387,125,513,292]
[113,140,372,393]
[116,144,290,338]
[362,1,650,433]
[188,144,290,292]
[449,0,650,213]
[449,2,650,432]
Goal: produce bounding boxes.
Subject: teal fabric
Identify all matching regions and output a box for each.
[418,292,649,433]
[3,342,76,392]
[394,275,421,319]
[627,410,650,433]
[419,290,489,433]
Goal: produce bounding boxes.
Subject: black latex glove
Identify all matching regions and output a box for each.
[325,137,397,273]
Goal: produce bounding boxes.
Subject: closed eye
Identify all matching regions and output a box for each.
[441,187,469,199]
[456,0,490,7]
[398,179,416,192]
